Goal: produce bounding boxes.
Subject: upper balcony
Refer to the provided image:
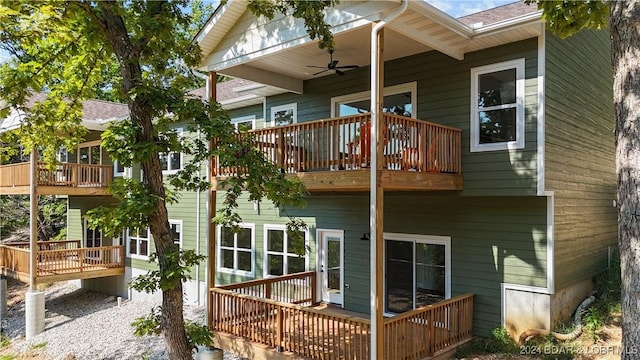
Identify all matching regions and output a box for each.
[0,162,112,196]
[212,113,463,192]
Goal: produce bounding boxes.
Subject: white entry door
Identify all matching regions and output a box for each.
[319,230,344,306]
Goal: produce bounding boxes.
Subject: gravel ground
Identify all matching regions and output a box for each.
[1,282,243,360]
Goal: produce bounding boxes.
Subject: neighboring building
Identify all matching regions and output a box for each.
[195,0,616,358]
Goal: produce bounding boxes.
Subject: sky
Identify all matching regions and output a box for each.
[0,1,516,63]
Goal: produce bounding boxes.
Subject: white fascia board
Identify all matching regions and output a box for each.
[388,22,464,60]
[472,12,544,38]
[221,65,303,94]
[409,1,473,39]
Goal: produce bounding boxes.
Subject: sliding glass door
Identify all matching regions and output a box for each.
[385,234,450,314]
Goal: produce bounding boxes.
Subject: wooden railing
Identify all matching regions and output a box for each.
[36,245,124,275]
[0,163,30,187]
[213,113,461,176]
[0,244,30,275]
[211,273,474,360]
[37,162,112,187]
[383,293,474,359]
[211,287,370,359]
[8,240,81,251]
[219,271,317,305]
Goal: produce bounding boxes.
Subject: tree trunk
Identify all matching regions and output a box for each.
[611,2,640,359]
[88,3,193,359]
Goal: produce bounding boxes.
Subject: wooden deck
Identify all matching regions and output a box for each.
[0,241,124,283]
[210,272,474,360]
[0,162,112,195]
[212,113,463,192]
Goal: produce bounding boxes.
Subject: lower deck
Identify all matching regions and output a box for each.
[210,272,474,360]
[0,240,125,284]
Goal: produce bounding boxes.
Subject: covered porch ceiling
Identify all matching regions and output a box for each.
[197,0,544,93]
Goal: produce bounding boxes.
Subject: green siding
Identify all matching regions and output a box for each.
[229,104,265,129]
[215,194,547,336]
[268,39,540,196]
[544,29,617,290]
[67,196,119,246]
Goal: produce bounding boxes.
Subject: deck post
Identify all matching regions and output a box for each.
[370,24,385,360]
[26,148,45,339]
[207,71,218,330]
[370,3,408,359]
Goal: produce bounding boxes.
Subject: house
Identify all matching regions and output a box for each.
[0,94,130,287]
[0,80,269,304]
[195,0,616,358]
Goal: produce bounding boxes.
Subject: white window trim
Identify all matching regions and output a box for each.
[217,223,255,277]
[383,232,451,317]
[231,115,256,131]
[127,227,151,260]
[470,58,525,152]
[169,219,183,250]
[330,82,418,118]
[269,103,297,127]
[83,218,103,247]
[160,127,184,174]
[263,224,309,278]
[113,159,126,177]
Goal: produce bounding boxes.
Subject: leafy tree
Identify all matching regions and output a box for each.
[527,1,638,358]
[0,1,336,359]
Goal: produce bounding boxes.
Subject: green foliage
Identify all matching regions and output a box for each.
[30,342,47,350]
[0,355,16,360]
[526,0,608,38]
[184,321,214,349]
[0,334,10,348]
[129,249,206,293]
[132,306,162,337]
[247,0,338,50]
[132,306,214,349]
[454,327,519,358]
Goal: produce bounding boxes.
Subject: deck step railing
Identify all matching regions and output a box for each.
[0,163,30,187]
[8,240,82,251]
[213,113,461,176]
[218,270,316,305]
[383,293,474,359]
[0,244,30,275]
[211,273,474,360]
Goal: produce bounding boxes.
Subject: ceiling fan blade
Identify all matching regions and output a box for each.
[335,69,345,76]
[307,65,326,69]
[313,69,330,76]
[336,65,359,69]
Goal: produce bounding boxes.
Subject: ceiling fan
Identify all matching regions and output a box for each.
[307,49,359,76]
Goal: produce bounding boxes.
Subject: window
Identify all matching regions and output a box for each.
[128,227,150,259]
[57,147,68,163]
[78,141,102,165]
[264,225,308,277]
[270,103,297,127]
[84,219,103,260]
[331,82,417,117]
[384,233,450,314]
[113,160,126,177]
[218,224,254,276]
[169,220,182,249]
[470,59,525,152]
[159,128,183,173]
[231,115,256,132]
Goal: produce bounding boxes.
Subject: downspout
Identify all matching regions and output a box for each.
[369,1,408,359]
[193,70,209,305]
